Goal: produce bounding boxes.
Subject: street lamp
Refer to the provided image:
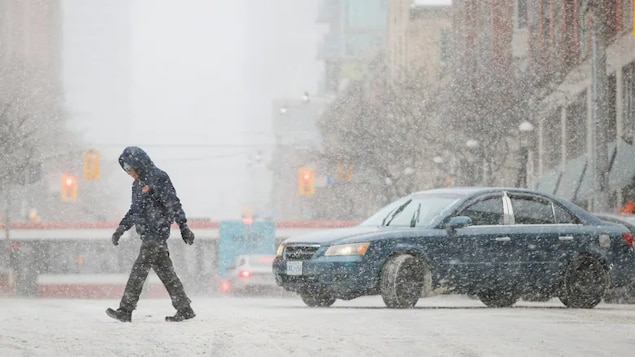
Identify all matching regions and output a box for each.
[517,120,535,188]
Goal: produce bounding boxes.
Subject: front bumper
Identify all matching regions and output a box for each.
[272,256,379,298]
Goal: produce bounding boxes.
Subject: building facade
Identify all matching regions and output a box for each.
[527,0,635,209]
[0,0,71,222]
[317,0,388,93]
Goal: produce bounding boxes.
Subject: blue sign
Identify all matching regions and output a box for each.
[218,220,275,277]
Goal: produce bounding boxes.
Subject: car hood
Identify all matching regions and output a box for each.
[283,225,429,245]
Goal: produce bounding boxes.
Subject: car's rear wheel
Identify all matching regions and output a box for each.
[561,255,609,309]
[380,254,429,309]
[478,290,519,308]
[300,291,336,307]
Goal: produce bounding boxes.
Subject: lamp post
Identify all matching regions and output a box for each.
[432,156,444,187]
[517,121,535,188]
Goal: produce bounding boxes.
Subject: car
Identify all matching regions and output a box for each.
[222,254,280,295]
[273,187,635,309]
[593,212,635,303]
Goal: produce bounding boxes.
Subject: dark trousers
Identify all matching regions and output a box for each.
[120,240,191,311]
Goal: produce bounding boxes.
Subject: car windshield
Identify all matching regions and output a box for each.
[360,193,463,227]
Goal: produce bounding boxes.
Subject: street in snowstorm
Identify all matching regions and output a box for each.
[2,295,635,356]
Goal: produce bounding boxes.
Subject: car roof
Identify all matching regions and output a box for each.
[409,187,603,225]
[411,187,557,197]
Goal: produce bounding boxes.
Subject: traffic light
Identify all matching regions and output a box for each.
[83,150,100,180]
[298,168,314,195]
[61,174,78,201]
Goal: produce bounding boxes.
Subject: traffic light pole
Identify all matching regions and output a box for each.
[590,1,610,212]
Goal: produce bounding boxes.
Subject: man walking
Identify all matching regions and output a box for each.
[106,146,196,322]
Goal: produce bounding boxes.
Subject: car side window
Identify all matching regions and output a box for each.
[554,204,578,224]
[510,196,555,224]
[459,197,504,226]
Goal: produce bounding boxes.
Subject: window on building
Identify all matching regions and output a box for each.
[543,109,562,170]
[439,28,451,69]
[517,0,528,28]
[624,0,633,35]
[608,73,617,143]
[565,91,587,160]
[623,62,635,144]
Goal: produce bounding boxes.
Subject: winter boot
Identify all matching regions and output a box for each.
[165,306,195,322]
[106,307,132,322]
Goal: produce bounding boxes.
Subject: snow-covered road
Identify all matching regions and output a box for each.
[2,295,635,356]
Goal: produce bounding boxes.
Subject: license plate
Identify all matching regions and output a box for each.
[286,261,303,276]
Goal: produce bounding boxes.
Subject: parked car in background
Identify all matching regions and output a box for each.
[221,254,280,295]
[273,187,635,309]
[593,212,635,304]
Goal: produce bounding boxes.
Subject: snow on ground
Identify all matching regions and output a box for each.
[2,295,635,356]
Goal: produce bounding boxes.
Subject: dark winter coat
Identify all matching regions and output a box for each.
[116,146,188,241]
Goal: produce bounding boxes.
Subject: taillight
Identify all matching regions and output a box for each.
[220,281,231,293]
[622,232,634,247]
[239,270,252,278]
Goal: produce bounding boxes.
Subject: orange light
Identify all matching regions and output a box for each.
[220,281,231,293]
[239,270,252,278]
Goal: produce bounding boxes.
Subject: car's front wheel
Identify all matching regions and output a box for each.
[561,255,609,309]
[300,291,336,307]
[380,254,429,309]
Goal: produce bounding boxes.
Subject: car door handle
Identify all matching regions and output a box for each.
[494,237,511,242]
[559,236,574,241]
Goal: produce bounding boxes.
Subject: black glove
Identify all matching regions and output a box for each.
[112,227,125,246]
[181,226,195,245]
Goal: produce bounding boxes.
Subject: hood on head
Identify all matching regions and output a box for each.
[118,146,155,178]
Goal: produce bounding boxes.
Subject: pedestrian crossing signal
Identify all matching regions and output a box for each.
[298,168,314,195]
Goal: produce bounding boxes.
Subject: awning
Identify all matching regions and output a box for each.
[554,155,587,201]
[608,139,635,189]
[576,142,617,201]
[534,169,562,195]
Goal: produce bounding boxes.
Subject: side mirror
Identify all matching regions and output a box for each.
[447,216,472,231]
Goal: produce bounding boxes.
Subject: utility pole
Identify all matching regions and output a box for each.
[590,0,610,212]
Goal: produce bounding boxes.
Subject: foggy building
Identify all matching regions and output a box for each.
[317,0,388,94]
[527,1,635,209]
[387,0,452,86]
[0,0,69,222]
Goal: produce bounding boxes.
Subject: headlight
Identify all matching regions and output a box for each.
[324,242,370,256]
[276,243,285,257]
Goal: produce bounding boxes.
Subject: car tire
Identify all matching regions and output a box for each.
[380,254,428,309]
[561,255,609,309]
[300,291,336,307]
[477,290,519,308]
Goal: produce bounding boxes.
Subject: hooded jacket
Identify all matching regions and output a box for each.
[117,146,188,241]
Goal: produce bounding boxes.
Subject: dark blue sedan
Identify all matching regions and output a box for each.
[273,187,635,308]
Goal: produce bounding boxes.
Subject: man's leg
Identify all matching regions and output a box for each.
[152,243,192,311]
[119,243,153,311]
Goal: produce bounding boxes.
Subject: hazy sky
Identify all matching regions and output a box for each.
[63,0,324,220]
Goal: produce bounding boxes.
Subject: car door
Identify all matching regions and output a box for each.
[447,193,517,288]
[506,193,582,288]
